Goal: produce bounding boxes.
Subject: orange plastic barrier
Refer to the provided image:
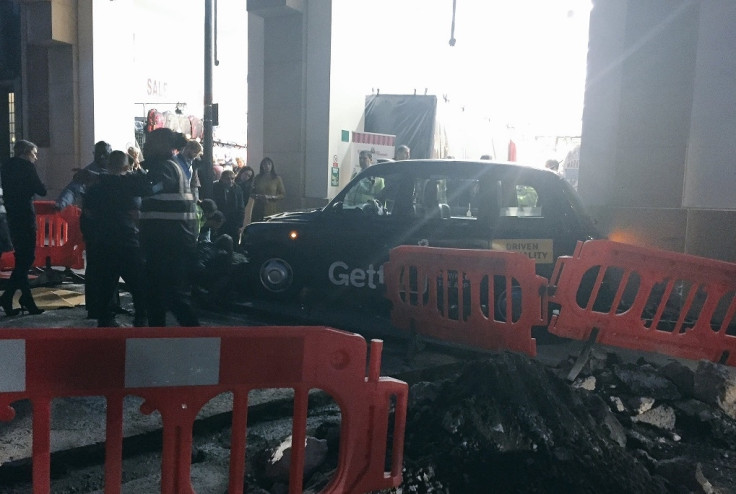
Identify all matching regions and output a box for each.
[0,326,407,494]
[0,201,85,271]
[548,240,736,366]
[384,246,547,357]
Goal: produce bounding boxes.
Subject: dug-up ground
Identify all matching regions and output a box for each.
[184,346,736,493]
[2,342,736,493]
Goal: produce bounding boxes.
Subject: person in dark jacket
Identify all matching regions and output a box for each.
[0,140,47,315]
[211,169,245,244]
[55,141,111,210]
[82,150,147,327]
[234,165,255,206]
[0,170,13,255]
[58,141,112,319]
[139,128,199,327]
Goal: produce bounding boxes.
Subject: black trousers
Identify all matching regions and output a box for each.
[91,241,146,323]
[142,239,199,327]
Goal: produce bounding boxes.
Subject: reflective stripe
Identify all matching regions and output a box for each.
[125,337,221,388]
[168,158,190,193]
[140,160,196,223]
[0,340,26,392]
[139,211,198,220]
[147,193,195,201]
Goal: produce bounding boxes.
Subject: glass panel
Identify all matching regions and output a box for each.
[8,92,15,152]
[342,171,401,215]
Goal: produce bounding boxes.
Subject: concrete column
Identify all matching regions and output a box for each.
[247,1,307,212]
[580,0,699,254]
[682,0,736,259]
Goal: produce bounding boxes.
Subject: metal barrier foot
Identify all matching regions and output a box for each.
[405,323,426,363]
[566,327,599,382]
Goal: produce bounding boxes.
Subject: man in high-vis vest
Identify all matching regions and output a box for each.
[139,128,200,327]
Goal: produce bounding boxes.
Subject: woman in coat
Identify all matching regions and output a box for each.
[0,140,47,315]
[251,157,286,222]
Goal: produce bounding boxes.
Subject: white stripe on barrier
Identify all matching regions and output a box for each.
[125,338,221,388]
[0,340,25,392]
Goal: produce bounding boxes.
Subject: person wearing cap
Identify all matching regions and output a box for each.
[196,198,223,242]
[139,128,199,327]
[55,141,112,211]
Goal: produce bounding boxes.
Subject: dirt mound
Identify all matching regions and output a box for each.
[397,352,736,493]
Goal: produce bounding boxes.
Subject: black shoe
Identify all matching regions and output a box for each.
[0,291,19,316]
[98,318,122,327]
[19,295,44,315]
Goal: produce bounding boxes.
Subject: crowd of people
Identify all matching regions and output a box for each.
[0,129,287,327]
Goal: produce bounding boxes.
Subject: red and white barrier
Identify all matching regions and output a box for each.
[0,326,407,494]
[549,240,736,366]
[0,201,85,272]
[384,246,546,357]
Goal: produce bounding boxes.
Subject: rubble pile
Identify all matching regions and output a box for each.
[392,351,736,493]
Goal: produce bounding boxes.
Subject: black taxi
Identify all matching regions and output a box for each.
[240,160,600,306]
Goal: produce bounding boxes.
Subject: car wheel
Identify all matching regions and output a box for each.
[252,253,302,300]
[495,286,522,322]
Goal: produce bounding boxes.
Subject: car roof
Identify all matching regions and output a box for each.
[365,159,558,177]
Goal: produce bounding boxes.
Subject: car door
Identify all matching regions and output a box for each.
[307,168,415,305]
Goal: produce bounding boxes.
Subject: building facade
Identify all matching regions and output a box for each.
[4,0,736,261]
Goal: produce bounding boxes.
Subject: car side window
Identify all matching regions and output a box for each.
[344,176,385,207]
[444,178,482,219]
[342,171,402,215]
[499,182,542,218]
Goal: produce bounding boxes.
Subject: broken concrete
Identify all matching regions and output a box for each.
[694,360,736,420]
